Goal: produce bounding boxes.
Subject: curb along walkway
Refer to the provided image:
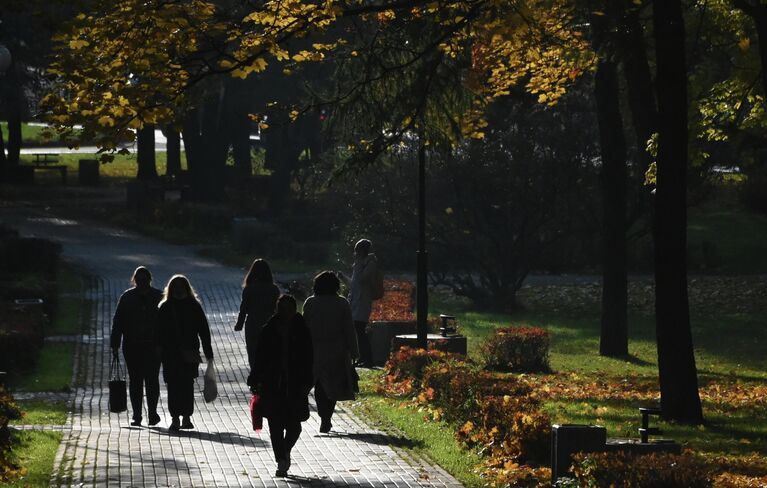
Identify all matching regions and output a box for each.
[1,208,463,488]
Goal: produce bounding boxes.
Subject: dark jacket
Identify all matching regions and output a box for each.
[110,287,163,351]
[248,313,313,422]
[235,282,280,335]
[158,297,214,382]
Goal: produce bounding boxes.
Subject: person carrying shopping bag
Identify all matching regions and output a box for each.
[248,295,313,478]
[157,274,214,432]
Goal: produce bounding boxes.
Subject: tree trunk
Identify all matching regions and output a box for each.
[227,79,252,180]
[163,126,181,177]
[136,124,158,181]
[652,0,704,424]
[593,7,629,357]
[6,68,22,165]
[621,6,658,166]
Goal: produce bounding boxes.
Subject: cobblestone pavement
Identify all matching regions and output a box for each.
[1,208,463,488]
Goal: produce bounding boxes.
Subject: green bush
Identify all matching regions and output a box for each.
[0,238,61,278]
[0,385,24,483]
[570,451,713,488]
[479,326,551,373]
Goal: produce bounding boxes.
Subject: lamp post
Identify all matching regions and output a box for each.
[416,138,428,349]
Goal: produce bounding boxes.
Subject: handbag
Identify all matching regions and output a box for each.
[249,393,263,432]
[203,359,218,403]
[108,355,127,413]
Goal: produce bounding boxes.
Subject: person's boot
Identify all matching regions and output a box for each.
[181,416,194,430]
[130,417,142,427]
[276,457,289,477]
[169,417,180,431]
[148,412,162,426]
[319,418,332,433]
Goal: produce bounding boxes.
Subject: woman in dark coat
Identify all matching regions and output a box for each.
[303,271,358,434]
[158,275,214,432]
[234,259,280,371]
[248,295,313,478]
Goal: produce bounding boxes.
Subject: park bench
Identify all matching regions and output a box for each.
[24,153,67,184]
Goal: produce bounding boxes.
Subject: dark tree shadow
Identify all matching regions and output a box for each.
[315,431,423,449]
[149,428,268,447]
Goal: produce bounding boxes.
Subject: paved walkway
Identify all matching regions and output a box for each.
[1,208,462,488]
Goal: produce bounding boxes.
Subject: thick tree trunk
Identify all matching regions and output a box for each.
[653,0,704,424]
[595,60,629,357]
[136,125,158,181]
[200,87,229,201]
[163,126,181,177]
[592,6,629,357]
[227,79,252,179]
[621,6,658,164]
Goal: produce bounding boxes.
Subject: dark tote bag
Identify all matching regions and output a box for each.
[108,355,127,413]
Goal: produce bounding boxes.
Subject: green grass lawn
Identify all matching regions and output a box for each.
[352,283,767,484]
[17,151,189,181]
[10,401,69,426]
[3,430,63,488]
[11,343,76,392]
[688,201,767,274]
[351,370,485,488]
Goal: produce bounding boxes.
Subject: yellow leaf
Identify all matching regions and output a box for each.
[98,115,115,127]
[738,37,750,52]
[69,39,90,50]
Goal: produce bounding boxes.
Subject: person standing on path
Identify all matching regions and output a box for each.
[157,275,214,432]
[234,258,281,371]
[248,295,313,478]
[303,271,359,434]
[110,266,164,427]
[341,238,376,367]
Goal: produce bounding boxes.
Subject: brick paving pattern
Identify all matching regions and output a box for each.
[0,209,463,487]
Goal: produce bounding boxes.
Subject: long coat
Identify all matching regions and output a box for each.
[248,314,313,422]
[157,297,214,383]
[349,254,377,322]
[235,281,280,348]
[302,295,359,401]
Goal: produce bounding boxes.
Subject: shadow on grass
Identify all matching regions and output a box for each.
[316,431,424,449]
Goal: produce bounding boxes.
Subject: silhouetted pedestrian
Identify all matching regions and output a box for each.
[248,295,313,478]
[346,239,377,367]
[303,271,359,434]
[157,275,213,432]
[110,266,163,427]
[234,259,280,371]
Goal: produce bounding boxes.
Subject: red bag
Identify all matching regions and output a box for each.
[249,393,262,432]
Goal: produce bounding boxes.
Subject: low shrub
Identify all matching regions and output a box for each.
[421,361,534,425]
[383,346,464,390]
[0,385,24,483]
[479,326,551,373]
[1,238,61,277]
[481,464,552,488]
[570,451,713,488]
[456,397,551,466]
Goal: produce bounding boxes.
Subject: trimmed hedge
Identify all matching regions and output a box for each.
[479,326,551,373]
[0,385,24,483]
[569,451,712,488]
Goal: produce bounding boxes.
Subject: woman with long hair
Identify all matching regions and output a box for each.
[248,295,313,477]
[157,275,213,431]
[234,259,280,371]
[302,271,359,433]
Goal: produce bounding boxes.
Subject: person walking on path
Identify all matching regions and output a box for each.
[234,258,280,371]
[340,239,376,367]
[157,275,214,432]
[303,271,359,434]
[110,266,164,427]
[248,295,313,478]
